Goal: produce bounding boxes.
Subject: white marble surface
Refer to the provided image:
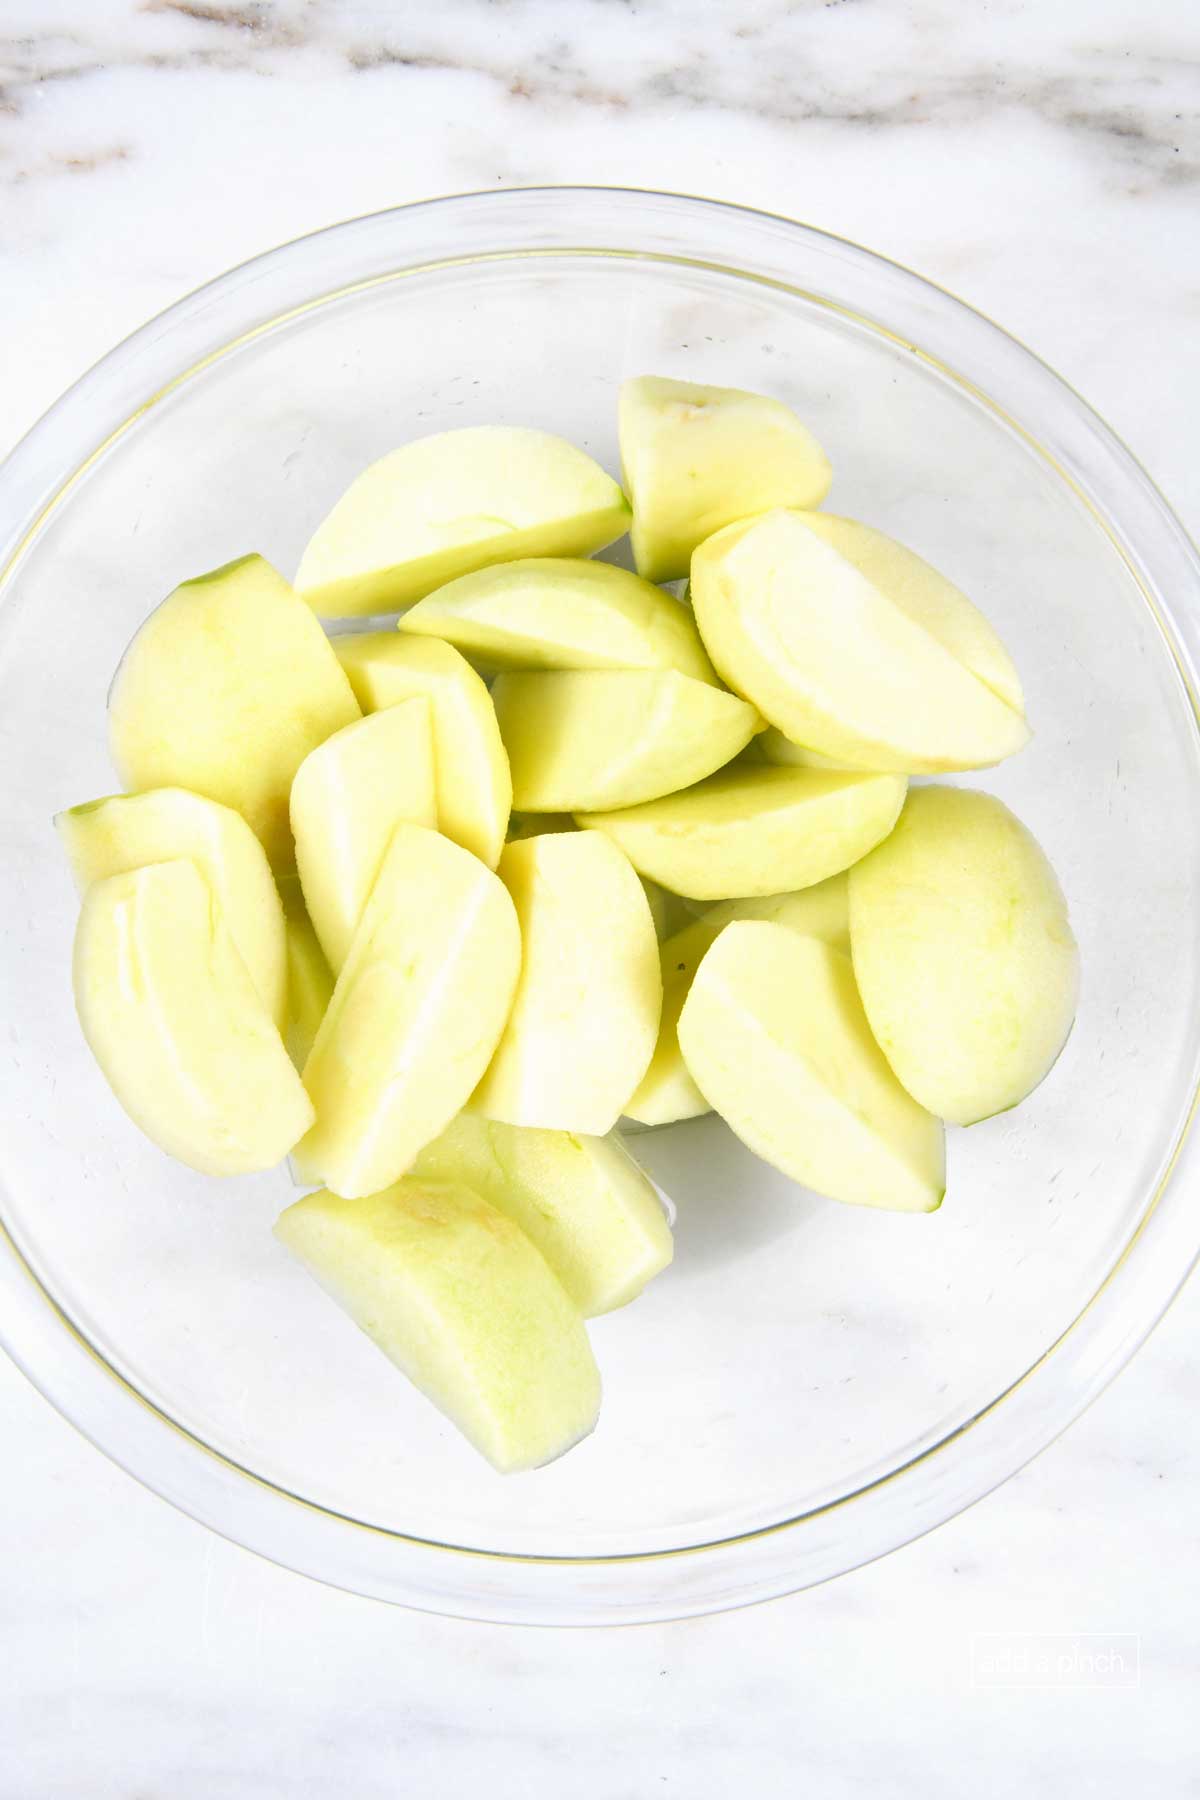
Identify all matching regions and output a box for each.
[2,1,1199,1792]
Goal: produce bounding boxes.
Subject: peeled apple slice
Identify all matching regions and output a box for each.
[848,786,1080,1124]
[56,786,287,1028]
[275,1180,601,1472]
[625,875,851,1127]
[73,860,313,1175]
[293,823,521,1199]
[578,765,906,901]
[397,557,716,683]
[690,510,1029,773]
[472,831,661,1136]
[278,878,334,1072]
[108,555,360,867]
[618,375,832,582]
[333,633,510,868]
[677,923,945,1212]
[413,1114,673,1316]
[295,427,631,617]
[290,700,436,972]
[492,669,762,812]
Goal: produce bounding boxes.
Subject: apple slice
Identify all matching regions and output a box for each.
[108,555,360,867]
[275,1179,601,1472]
[472,831,661,1135]
[73,860,313,1175]
[290,700,436,972]
[492,670,762,812]
[678,923,945,1212]
[690,510,1029,772]
[625,875,850,1127]
[56,786,287,1028]
[333,634,510,869]
[295,427,631,617]
[619,375,831,582]
[278,877,334,1072]
[293,824,520,1199]
[848,786,1079,1124]
[413,1115,672,1316]
[577,765,906,901]
[397,556,716,683]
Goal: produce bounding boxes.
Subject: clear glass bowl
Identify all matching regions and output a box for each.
[3,188,1200,1625]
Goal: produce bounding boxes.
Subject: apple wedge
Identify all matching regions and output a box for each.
[492,669,762,812]
[848,786,1080,1124]
[626,875,850,1127]
[619,375,831,581]
[108,555,360,867]
[293,823,521,1199]
[333,633,511,868]
[56,786,287,1028]
[397,556,716,683]
[678,923,945,1211]
[290,700,436,972]
[577,765,906,901]
[278,877,335,1072]
[275,1180,601,1472]
[73,860,313,1175]
[296,427,631,617]
[472,831,661,1135]
[413,1115,672,1316]
[690,510,1029,772]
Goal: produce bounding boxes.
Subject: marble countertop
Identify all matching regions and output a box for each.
[2,2,1198,1794]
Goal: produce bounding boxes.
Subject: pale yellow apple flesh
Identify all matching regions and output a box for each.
[640,875,692,941]
[278,877,335,1072]
[56,785,287,1028]
[73,860,313,1175]
[293,823,521,1199]
[413,1114,673,1316]
[677,923,945,1211]
[275,1179,601,1472]
[108,555,360,867]
[290,699,436,972]
[295,427,631,617]
[848,786,1080,1124]
[756,729,854,771]
[802,513,1025,713]
[472,831,661,1135]
[619,375,832,582]
[333,633,510,868]
[625,875,851,1127]
[690,510,1029,773]
[492,669,762,813]
[397,556,716,683]
[577,765,906,901]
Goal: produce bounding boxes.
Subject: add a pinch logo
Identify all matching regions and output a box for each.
[971,1634,1140,1689]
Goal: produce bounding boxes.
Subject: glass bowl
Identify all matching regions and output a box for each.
[3,188,1200,1626]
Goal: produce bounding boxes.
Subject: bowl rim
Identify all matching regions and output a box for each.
[3,184,1200,1624]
